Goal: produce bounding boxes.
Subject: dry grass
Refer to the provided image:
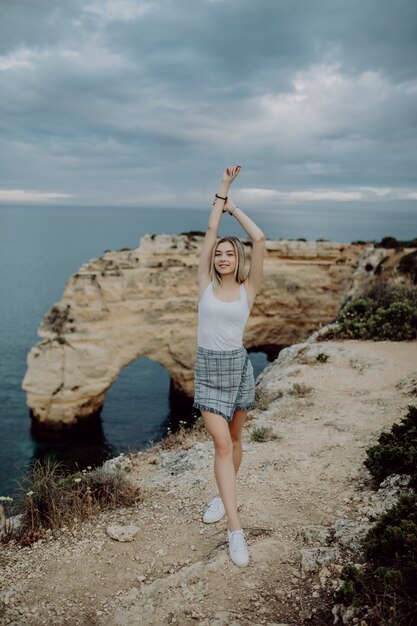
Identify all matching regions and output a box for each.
[255,388,284,411]
[287,382,314,397]
[5,457,141,546]
[250,425,280,442]
[159,416,206,451]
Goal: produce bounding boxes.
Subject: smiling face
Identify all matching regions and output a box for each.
[210,236,246,288]
[214,240,237,276]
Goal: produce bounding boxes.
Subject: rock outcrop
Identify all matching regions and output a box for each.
[21,233,399,432]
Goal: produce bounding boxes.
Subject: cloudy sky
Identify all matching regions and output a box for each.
[0,0,416,212]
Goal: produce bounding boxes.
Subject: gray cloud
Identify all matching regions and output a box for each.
[0,0,416,209]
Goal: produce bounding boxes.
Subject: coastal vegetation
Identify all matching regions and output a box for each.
[160,417,205,450]
[375,236,417,249]
[254,388,284,411]
[1,457,140,546]
[287,382,314,396]
[324,283,417,341]
[350,236,417,249]
[335,405,417,626]
[322,269,417,624]
[1,418,206,546]
[250,425,280,442]
[365,405,417,486]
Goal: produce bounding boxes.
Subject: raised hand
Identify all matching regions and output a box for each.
[222,164,241,185]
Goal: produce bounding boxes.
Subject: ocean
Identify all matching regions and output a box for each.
[0,201,415,500]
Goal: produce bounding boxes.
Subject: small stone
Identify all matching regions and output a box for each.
[299,609,313,621]
[106,524,140,542]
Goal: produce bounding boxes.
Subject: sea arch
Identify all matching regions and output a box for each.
[22,234,375,434]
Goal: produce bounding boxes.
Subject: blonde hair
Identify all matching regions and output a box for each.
[210,236,247,289]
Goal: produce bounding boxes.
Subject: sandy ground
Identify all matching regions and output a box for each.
[1,338,417,626]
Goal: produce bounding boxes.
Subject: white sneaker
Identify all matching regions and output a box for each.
[202,496,225,523]
[227,528,249,567]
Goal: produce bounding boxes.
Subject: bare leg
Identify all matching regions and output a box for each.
[208,409,248,501]
[228,409,247,476]
[202,410,241,531]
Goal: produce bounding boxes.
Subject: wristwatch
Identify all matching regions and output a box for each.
[228,206,238,215]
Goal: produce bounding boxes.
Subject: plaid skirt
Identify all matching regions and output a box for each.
[192,345,256,422]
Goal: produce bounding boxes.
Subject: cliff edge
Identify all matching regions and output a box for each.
[4,330,417,625]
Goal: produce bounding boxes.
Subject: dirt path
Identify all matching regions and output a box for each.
[1,338,417,626]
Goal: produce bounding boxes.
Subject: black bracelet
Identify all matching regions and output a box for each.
[215,193,227,201]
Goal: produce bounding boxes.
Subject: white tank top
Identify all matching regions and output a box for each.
[197,281,250,350]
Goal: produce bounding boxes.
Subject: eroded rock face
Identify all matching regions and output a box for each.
[21,234,383,431]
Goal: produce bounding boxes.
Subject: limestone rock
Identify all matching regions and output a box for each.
[21,234,407,431]
[365,474,412,519]
[106,524,140,542]
[333,519,370,552]
[143,440,213,488]
[300,546,340,572]
[298,524,331,545]
[102,453,133,474]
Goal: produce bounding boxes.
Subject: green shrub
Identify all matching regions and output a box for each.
[375,236,417,249]
[335,563,366,607]
[362,493,417,565]
[336,494,417,626]
[336,405,417,625]
[378,236,403,249]
[316,352,330,363]
[364,405,417,485]
[327,283,417,341]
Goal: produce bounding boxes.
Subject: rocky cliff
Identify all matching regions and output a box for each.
[21,234,392,432]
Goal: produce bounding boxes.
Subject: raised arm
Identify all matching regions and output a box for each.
[223,196,265,302]
[198,165,241,297]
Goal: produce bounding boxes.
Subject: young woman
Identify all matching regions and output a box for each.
[193,164,265,567]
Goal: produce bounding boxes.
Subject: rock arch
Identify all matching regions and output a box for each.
[22,233,378,433]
